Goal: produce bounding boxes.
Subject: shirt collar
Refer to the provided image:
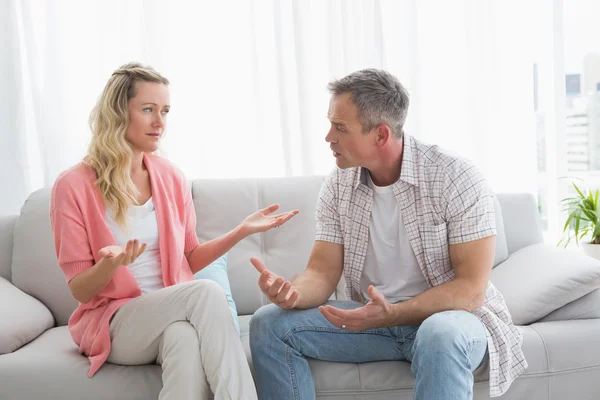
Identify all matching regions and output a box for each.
[353,134,419,189]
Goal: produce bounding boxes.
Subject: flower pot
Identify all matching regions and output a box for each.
[580,242,600,261]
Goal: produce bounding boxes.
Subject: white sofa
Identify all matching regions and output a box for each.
[2,176,600,399]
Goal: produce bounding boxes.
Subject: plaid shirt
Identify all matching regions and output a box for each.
[315,135,527,397]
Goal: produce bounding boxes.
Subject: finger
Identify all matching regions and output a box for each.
[124,240,135,264]
[268,277,285,298]
[277,211,299,225]
[275,281,292,303]
[261,204,280,215]
[131,239,139,261]
[368,285,386,304]
[109,251,127,268]
[250,257,266,274]
[137,243,147,258]
[281,290,299,309]
[258,270,273,292]
[318,306,344,328]
[323,305,361,321]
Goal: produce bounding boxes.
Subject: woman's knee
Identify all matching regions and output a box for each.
[159,321,199,363]
[185,279,228,304]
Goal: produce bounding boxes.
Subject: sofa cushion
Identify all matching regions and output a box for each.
[238,316,559,399]
[492,195,509,267]
[194,253,240,333]
[0,277,54,354]
[538,288,600,322]
[491,243,600,325]
[0,326,162,400]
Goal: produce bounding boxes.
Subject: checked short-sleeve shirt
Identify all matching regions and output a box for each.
[315,135,527,397]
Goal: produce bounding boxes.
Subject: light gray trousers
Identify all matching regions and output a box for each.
[107,279,257,400]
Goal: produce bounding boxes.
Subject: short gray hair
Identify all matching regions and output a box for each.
[327,69,409,139]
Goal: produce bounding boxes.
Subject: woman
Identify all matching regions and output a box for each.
[50,62,297,399]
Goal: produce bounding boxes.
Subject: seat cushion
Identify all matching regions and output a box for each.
[0,327,162,400]
[2,317,600,400]
[238,316,552,399]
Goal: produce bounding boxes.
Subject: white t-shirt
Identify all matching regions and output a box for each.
[105,197,164,294]
[360,173,430,303]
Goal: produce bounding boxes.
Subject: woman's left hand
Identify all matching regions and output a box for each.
[241,204,299,235]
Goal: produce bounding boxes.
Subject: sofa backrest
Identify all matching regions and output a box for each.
[496,193,544,254]
[0,215,17,281]
[191,176,326,314]
[9,177,522,325]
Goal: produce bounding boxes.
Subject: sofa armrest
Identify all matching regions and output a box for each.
[0,277,54,354]
[491,243,600,325]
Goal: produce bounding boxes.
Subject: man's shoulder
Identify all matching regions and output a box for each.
[324,166,359,187]
[411,137,478,180]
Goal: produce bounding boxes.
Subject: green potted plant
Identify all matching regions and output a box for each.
[559,181,600,259]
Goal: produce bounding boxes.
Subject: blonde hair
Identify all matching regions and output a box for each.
[86,62,169,227]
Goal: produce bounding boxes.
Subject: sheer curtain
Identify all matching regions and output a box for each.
[2,0,544,216]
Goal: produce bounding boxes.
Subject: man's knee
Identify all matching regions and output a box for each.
[250,304,286,342]
[414,311,471,352]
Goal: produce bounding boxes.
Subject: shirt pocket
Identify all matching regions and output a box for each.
[419,222,453,284]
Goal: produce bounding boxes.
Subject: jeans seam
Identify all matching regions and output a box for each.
[285,346,299,400]
[466,338,487,371]
[281,325,396,343]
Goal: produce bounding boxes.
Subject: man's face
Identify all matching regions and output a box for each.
[326,93,376,169]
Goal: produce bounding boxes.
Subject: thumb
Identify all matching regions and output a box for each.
[250,257,267,273]
[368,285,386,304]
[262,204,280,215]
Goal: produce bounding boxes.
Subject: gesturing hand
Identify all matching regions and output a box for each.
[99,239,147,269]
[241,205,299,236]
[318,285,394,331]
[250,257,300,309]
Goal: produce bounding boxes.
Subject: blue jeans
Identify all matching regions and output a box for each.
[250,300,488,400]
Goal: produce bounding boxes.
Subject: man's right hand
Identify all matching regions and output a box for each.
[99,239,147,269]
[251,257,300,309]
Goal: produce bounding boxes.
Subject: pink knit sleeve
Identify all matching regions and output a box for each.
[183,180,200,253]
[50,182,95,282]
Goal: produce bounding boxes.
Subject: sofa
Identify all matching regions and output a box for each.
[2,176,600,400]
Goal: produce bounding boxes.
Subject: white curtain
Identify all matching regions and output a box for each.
[2,0,546,216]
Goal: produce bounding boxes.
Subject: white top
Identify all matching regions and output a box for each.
[360,173,429,303]
[105,197,164,294]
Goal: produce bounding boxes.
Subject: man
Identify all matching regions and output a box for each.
[249,69,526,400]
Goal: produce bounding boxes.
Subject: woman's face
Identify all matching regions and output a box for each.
[125,81,170,154]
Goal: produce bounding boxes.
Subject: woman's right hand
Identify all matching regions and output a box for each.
[99,239,147,269]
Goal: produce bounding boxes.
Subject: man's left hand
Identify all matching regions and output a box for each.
[318,285,394,331]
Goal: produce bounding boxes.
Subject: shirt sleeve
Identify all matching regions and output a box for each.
[315,171,344,244]
[442,160,497,244]
[50,182,95,282]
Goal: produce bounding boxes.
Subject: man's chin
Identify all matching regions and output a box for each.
[335,158,355,169]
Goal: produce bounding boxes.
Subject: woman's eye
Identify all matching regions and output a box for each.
[162,109,170,114]
[143,107,152,112]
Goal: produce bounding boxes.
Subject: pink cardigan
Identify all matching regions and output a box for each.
[50,153,200,377]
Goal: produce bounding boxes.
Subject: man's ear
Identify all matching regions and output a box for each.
[375,124,391,147]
